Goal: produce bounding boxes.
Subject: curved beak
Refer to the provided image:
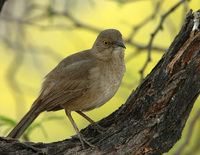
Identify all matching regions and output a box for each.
[115,40,126,49]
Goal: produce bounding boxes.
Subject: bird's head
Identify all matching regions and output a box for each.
[92,29,126,61]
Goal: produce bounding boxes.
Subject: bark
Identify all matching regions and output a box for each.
[0,10,200,155]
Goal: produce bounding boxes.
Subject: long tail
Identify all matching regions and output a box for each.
[7,106,40,140]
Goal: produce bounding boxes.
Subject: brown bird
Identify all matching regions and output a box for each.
[7,29,126,148]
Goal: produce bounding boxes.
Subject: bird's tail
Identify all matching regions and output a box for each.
[7,105,39,140]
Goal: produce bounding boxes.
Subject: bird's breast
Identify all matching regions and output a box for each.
[80,58,125,111]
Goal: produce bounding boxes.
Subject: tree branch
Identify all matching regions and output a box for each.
[139,0,189,81]
[175,107,200,155]
[0,0,6,13]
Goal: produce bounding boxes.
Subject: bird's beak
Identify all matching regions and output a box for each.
[115,40,126,49]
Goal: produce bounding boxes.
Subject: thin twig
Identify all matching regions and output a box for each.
[0,0,6,13]
[174,108,200,155]
[127,0,165,41]
[139,0,188,81]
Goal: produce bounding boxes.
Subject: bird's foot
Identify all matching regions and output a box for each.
[81,136,100,150]
[1,137,18,142]
[71,134,100,150]
[91,123,107,134]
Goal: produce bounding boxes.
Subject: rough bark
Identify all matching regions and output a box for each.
[0,10,200,155]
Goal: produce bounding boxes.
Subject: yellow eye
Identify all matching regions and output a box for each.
[103,41,109,46]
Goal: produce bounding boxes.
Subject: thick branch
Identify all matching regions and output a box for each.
[0,10,200,155]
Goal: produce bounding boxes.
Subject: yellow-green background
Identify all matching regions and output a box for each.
[0,0,200,154]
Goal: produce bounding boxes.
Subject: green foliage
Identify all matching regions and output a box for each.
[0,115,64,141]
[0,115,17,135]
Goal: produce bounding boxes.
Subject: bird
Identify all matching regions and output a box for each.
[7,29,126,149]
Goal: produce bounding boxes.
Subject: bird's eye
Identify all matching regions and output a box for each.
[103,41,109,46]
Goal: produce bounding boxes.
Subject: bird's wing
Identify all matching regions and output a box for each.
[32,51,97,112]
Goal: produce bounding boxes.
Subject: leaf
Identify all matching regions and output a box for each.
[0,115,17,127]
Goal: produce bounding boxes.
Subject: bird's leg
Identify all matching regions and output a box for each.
[76,110,106,134]
[65,110,97,149]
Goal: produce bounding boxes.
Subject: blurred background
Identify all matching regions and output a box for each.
[0,0,199,154]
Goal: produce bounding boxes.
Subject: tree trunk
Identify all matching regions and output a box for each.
[1,9,200,155]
